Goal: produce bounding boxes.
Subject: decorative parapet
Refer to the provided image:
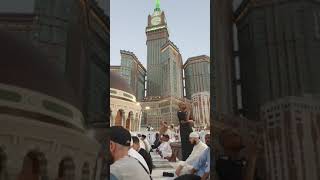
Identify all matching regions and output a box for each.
[0,83,85,132]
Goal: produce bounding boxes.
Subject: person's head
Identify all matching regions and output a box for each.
[178,102,187,111]
[189,132,200,145]
[219,129,244,152]
[109,126,131,163]
[137,134,142,138]
[170,124,174,129]
[162,134,170,142]
[131,136,140,151]
[205,133,211,146]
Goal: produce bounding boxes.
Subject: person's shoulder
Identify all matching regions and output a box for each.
[111,157,127,168]
[110,173,119,180]
[200,141,208,147]
[139,148,147,154]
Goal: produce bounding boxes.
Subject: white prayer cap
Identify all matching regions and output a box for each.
[189,132,200,138]
[130,132,137,136]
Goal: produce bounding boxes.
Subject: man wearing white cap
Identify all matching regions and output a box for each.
[175,131,208,176]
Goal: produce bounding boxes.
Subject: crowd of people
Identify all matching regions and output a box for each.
[109,102,211,180]
[109,103,259,180]
[109,125,210,180]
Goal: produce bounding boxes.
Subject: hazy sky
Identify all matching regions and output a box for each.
[110,0,210,66]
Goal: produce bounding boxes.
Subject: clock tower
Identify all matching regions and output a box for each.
[146,0,169,97]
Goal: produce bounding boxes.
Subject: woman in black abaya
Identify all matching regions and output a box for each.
[177,102,194,161]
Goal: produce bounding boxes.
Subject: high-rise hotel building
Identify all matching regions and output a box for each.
[141,0,187,129]
[120,50,146,101]
[184,55,210,99]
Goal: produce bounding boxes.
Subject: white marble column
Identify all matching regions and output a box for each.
[121,111,126,127]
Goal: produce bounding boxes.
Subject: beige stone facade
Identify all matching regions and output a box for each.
[141,97,191,130]
[110,88,142,132]
[191,91,210,128]
[261,96,320,180]
[0,83,99,180]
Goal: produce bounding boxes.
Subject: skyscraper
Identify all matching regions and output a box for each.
[141,0,188,129]
[233,1,320,180]
[160,40,184,98]
[120,50,146,101]
[184,55,210,99]
[146,0,169,97]
[235,0,320,120]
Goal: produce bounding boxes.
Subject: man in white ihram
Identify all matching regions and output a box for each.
[128,138,150,173]
[141,134,152,152]
[175,131,208,176]
[157,134,172,159]
[109,126,151,180]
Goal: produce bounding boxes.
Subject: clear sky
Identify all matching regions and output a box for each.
[110,0,210,67]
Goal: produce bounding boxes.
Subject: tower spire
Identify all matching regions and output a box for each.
[155,0,160,11]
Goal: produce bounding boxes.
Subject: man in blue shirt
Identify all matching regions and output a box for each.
[191,133,211,180]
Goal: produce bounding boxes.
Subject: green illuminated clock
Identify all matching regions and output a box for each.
[151,16,161,26]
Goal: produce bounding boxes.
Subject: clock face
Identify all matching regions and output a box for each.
[151,17,161,26]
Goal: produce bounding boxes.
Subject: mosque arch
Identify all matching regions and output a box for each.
[81,162,90,180]
[0,147,8,180]
[126,111,133,130]
[17,150,48,180]
[57,157,75,180]
[114,109,124,126]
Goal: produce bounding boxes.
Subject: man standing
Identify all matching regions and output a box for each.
[132,136,153,174]
[175,132,208,176]
[109,126,151,180]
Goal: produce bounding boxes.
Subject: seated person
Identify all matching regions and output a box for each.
[191,147,210,180]
[109,126,151,180]
[159,121,169,135]
[132,136,153,174]
[141,134,152,152]
[157,134,172,159]
[215,129,259,180]
[137,134,146,150]
[152,133,161,149]
[191,133,211,180]
[175,132,208,176]
[128,138,150,174]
